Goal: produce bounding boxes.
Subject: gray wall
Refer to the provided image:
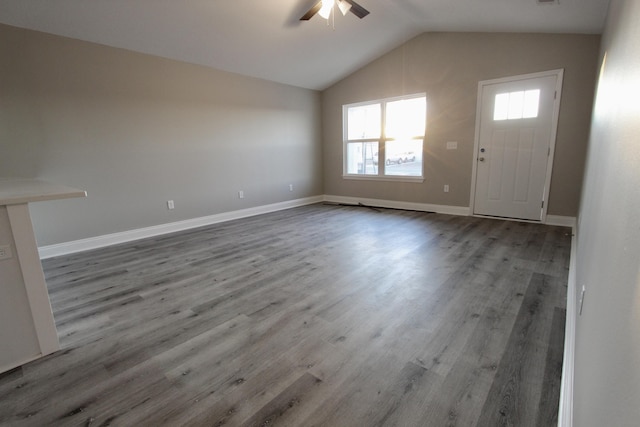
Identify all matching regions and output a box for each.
[0,24,323,246]
[573,0,640,424]
[322,32,600,217]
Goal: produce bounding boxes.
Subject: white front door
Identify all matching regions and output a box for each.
[472,70,562,221]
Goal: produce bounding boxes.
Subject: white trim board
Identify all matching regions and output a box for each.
[39,195,575,260]
[0,353,44,378]
[545,215,577,228]
[323,195,471,216]
[558,224,577,427]
[38,196,323,259]
[38,196,470,259]
[472,213,576,227]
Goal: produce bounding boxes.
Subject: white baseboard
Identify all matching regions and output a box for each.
[0,353,43,376]
[39,194,573,262]
[323,195,471,216]
[558,224,577,427]
[39,195,469,259]
[38,196,324,259]
[546,215,577,228]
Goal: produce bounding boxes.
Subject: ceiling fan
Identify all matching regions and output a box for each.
[300,0,370,21]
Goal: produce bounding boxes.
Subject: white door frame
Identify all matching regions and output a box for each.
[469,69,564,222]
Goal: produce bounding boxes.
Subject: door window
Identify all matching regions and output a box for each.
[493,89,540,120]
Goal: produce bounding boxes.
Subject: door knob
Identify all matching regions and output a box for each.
[478,157,485,162]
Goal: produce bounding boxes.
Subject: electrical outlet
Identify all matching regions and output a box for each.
[444,184,450,193]
[289,184,293,192]
[238,190,244,199]
[0,244,12,261]
[167,200,175,210]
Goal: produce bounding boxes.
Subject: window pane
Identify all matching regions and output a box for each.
[348,104,381,140]
[385,97,426,139]
[346,142,379,175]
[384,139,423,176]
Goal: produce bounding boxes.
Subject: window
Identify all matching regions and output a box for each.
[344,94,426,180]
[493,89,540,120]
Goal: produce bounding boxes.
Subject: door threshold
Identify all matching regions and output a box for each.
[472,213,543,224]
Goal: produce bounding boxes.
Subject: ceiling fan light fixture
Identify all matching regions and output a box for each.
[337,0,352,15]
[299,0,369,22]
[318,0,335,19]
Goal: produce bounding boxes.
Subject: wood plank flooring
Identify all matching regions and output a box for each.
[0,204,571,426]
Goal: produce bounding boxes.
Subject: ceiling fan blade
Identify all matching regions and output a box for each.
[343,0,369,18]
[337,0,352,15]
[300,1,323,20]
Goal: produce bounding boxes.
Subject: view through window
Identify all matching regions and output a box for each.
[344,94,426,179]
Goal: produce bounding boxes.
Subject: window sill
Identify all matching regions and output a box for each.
[342,174,424,183]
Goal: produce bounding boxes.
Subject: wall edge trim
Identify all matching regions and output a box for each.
[323,195,471,216]
[545,215,577,228]
[558,223,577,426]
[38,196,324,259]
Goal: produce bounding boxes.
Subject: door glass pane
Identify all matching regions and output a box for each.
[523,89,540,118]
[494,89,540,121]
[507,91,524,119]
[348,104,381,140]
[494,93,509,120]
[346,142,379,175]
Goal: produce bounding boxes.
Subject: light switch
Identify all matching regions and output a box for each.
[446,141,458,150]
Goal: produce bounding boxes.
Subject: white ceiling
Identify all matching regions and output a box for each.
[0,0,610,90]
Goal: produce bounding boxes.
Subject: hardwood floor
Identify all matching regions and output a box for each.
[0,204,571,426]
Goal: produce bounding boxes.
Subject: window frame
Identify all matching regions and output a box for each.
[342,93,426,183]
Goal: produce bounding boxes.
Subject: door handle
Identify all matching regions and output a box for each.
[478,157,485,162]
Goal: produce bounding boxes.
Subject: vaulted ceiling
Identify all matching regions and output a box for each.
[0,0,610,90]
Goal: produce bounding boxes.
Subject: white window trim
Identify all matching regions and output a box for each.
[342,175,425,183]
[342,93,426,182]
